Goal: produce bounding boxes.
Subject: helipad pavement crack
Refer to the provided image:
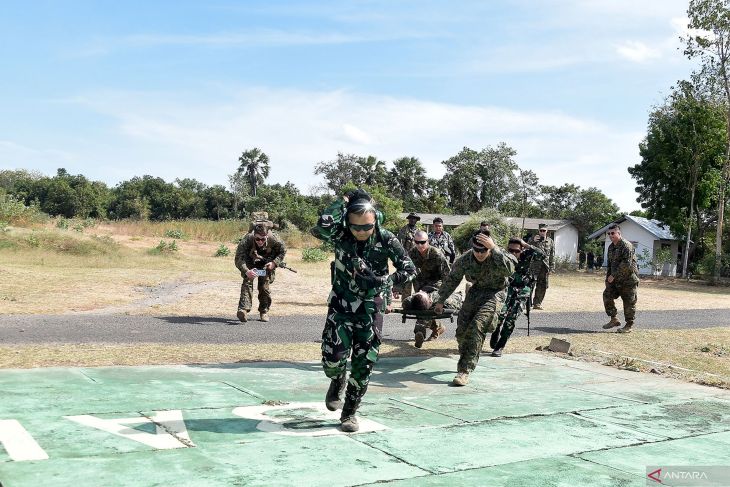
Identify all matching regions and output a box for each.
[387,397,469,423]
[571,455,649,481]
[140,412,195,448]
[78,370,98,383]
[565,385,650,404]
[220,381,265,400]
[347,435,431,475]
[569,412,669,441]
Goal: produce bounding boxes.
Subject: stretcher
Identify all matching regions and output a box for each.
[391,308,457,324]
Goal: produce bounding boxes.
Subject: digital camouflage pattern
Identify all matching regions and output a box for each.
[527,233,555,306]
[396,223,420,298]
[491,245,545,351]
[407,245,450,334]
[603,237,639,325]
[428,230,456,264]
[436,248,516,373]
[409,245,449,293]
[312,198,416,403]
[234,231,286,313]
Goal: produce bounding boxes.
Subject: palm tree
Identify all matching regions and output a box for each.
[237,148,270,197]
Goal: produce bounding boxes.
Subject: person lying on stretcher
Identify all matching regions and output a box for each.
[401,288,463,349]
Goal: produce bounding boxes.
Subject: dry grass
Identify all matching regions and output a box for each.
[1,327,727,389]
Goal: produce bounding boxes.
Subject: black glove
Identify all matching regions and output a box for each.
[355,267,388,290]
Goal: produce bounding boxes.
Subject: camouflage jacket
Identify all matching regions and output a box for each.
[509,245,546,291]
[234,231,286,276]
[435,248,516,305]
[607,238,639,286]
[409,245,450,292]
[311,198,416,314]
[527,235,555,273]
[428,230,456,264]
[397,224,420,253]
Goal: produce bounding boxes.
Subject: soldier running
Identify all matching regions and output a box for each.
[489,238,545,357]
[434,231,515,386]
[311,189,416,432]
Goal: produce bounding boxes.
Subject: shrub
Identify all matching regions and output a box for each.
[302,247,328,263]
[0,221,8,233]
[150,240,179,254]
[2,230,119,255]
[164,228,186,239]
[56,218,69,230]
[553,255,578,273]
[73,224,84,233]
[214,244,230,257]
[0,192,47,227]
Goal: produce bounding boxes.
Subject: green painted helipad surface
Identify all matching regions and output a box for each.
[1,354,729,486]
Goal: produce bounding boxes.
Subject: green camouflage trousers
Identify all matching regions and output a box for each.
[238,272,275,313]
[603,282,637,324]
[533,267,549,306]
[490,286,530,350]
[321,297,384,403]
[455,287,504,373]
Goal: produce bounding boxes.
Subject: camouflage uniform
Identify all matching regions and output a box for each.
[311,198,416,408]
[490,245,546,351]
[428,230,457,264]
[528,234,555,307]
[435,248,516,374]
[234,231,286,314]
[407,245,450,335]
[395,223,420,298]
[603,238,639,326]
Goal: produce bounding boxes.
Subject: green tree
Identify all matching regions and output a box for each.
[684,0,730,279]
[237,148,270,197]
[440,144,519,213]
[314,152,367,194]
[629,81,726,276]
[358,155,388,187]
[387,156,428,210]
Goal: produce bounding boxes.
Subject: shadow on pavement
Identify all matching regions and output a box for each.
[158,316,241,326]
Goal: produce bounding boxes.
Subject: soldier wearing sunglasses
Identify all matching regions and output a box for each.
[404,230,450,347]
[311,189,416,432]
[234,223,287,323]
[433,231,516,386]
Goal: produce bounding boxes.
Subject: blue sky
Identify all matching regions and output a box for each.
[1,0,696,211]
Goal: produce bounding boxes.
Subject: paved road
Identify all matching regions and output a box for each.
[0,309,728,344]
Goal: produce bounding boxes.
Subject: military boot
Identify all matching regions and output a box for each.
[413,323,427,349]
[602,316,621,329]
[236,310,247,323]
[325,374,347,411]
[427,323,446,341]
[260,312,269,322]
[617,322,633,334]
[340,386,365,433]
[452,371,469,386]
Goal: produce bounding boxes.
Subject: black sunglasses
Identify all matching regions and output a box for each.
[254,236,267,241]
[350,223,375,232]
[507,248,521,254]
[414,240,428,245]
[472,246,487,253]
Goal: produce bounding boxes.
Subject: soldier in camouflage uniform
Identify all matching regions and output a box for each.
[405,230,450,348]
[601,224,639,333]
[311,189,416,432]
[434,231,516,386]
[234,223,286,323]
[489,238,546,357]
[394,212,420,300]
[528,223,555,310]
[428,217,456,265]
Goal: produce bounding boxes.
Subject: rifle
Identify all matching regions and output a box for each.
[278,261,298,273]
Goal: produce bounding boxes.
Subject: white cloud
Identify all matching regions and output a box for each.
[616,41,662,63]
[48,87,644,211]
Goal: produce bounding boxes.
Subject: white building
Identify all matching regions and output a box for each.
[587,215,682,277]
[399,213,579,263]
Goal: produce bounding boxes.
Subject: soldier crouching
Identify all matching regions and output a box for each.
[234,223,286,323]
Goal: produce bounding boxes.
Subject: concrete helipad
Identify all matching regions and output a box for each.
[1,354,729,486]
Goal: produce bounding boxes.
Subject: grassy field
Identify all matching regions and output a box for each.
[1,220,729,389]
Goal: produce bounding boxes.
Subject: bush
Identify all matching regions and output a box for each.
[214,244,230,257]
[451,208,517,252]
[164,228,186,239]
[150,240,179,254]
[0,230,119,255]
[56,218,69,230]
[553,255,578,273]
[73,224,84,233]
[0,192,47,227]
[302,247,329,262]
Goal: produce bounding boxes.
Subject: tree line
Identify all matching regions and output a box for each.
[1,142,623,245]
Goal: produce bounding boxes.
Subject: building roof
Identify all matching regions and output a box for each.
[399,213,574,230]
[587,215,680,240]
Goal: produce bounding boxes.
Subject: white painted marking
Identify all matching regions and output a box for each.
[65,410,194,449]
[232,402,388,436]
[0,419,49,461]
